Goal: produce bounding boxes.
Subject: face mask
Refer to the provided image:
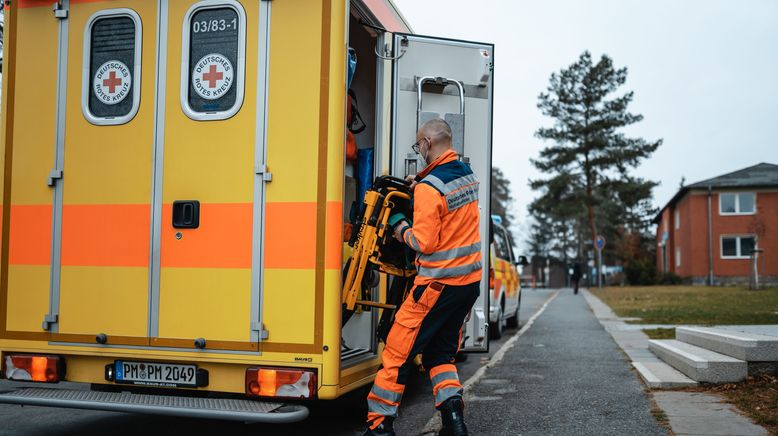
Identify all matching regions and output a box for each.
[418,139,431,165]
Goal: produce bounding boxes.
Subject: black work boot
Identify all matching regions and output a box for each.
[362,416,395,436]
[438,396,469,436]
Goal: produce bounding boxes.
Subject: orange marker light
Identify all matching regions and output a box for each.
[245,367,317,399]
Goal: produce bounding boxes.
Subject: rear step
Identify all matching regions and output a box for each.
[0,387,308,423]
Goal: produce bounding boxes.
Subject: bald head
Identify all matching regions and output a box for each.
[418,118,453,148]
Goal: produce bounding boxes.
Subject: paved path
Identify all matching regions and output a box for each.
[584,289,769,436]
[654,392,767,436]
[464,290,665,435]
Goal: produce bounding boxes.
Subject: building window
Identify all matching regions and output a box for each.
[721,235,757,259]
[82,9,143,125]
[719,193,756,215]
[674,210,680,230]
[675,247,681,267]
[181,0,247,121]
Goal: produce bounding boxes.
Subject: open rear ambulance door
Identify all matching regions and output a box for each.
[390,34,494,352]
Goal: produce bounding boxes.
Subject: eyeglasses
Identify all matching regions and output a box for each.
[411,137,431,154]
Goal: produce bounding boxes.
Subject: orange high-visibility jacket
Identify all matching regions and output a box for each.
[400,149,482,286]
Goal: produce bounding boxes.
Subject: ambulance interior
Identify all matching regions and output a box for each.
[340,10,384,364]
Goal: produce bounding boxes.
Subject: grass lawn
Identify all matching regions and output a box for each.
[642,328,676,340]
[592,286,778,325]
[596,286,778,431]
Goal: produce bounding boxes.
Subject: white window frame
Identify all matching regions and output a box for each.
[674,209,680,230]
[180,0,247,121]
[720,234,757,259]
[81,9,143,126]
[675,247,681,267]
[719,192,756,216]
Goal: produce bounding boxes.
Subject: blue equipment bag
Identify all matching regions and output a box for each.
[356,148,374,207]
[347,48,357,88]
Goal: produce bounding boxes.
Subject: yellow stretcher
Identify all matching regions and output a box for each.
[341,176,416,340]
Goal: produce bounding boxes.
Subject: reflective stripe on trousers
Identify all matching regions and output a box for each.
[429,363,463,406]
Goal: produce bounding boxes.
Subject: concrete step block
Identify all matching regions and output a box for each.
[676,326,778,362]
[648,339,747,383]
[632,361,698,388]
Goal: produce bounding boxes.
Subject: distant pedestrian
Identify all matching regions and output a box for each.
[571,262,582,295]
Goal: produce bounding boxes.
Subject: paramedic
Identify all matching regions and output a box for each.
[363,119,482,436]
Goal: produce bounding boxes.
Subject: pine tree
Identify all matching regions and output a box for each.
[531,51,661,277]
[491,167,515,237]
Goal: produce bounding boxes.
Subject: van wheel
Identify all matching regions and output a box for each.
[489,306,503,339]
[506,307,519,329]
[506,296,520,329]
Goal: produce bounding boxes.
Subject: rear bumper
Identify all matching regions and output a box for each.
[0,387,309,423]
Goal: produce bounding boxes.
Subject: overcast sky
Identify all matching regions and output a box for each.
[392,0,778,250]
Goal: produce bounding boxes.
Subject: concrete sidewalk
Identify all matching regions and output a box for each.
[463,290,665,435]
[581,288,696,388]
[583,289,768,436]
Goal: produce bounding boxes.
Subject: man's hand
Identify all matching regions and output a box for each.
[393,220,408,242]
[405,174,418,190]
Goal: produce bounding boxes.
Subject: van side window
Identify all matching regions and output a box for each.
[181,1,246,121]
[493,227,511,261]
[82,10,142,125]
[505,231,516,263]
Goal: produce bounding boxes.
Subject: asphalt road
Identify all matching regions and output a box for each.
[0,289,591,436]
[465,290,665,436]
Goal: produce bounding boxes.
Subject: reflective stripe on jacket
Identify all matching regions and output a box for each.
[401,149,482,286]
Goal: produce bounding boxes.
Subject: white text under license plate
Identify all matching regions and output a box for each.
[115,361,197,387]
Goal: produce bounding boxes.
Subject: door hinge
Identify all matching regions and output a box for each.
[251,322,269,340]
[52,2,68,19]
[42,314,58,331]
[47,169,63,186]
[255,164,272,182]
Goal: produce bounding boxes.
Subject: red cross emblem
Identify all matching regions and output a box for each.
[192,53,234,101]
[93,60,132,106]
[202,65,224,89]
[102,71,123,94]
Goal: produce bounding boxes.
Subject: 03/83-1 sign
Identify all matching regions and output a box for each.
[193,17,237,33]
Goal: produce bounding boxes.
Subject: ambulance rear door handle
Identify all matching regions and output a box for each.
[172,200,200,229]
[47,169,63,187]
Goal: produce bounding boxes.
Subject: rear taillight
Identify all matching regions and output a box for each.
[489,268,495,289]
[3,354,65,383]
[245,367,317,399]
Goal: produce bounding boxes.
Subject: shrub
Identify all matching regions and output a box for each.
[659,272,683,285]
[625,258,657,285]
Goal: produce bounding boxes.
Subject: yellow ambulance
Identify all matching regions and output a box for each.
[0,0,494,422]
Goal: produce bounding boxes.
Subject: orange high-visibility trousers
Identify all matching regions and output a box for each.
[366,281,480,429]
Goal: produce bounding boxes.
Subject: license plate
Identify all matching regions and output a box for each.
[114,361,198,388]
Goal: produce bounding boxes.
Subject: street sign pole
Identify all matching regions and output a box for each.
[597,248,603,291]
[595,235,606,291]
